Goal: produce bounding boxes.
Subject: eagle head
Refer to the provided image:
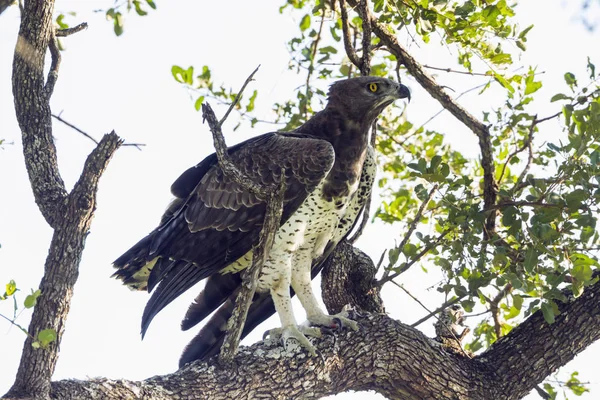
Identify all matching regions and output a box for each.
[327,76,410,125]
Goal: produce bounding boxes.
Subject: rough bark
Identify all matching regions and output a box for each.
[6,0,122,398]
[321,240,384,314]
[41,272,600,400]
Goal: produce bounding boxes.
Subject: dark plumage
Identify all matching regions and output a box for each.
[113,76,410,367]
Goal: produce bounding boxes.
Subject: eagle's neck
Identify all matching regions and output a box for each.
[296,108,372,201]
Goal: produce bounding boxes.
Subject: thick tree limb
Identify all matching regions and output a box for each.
[321,240,384,314]
[5,132,122,399]
[13,0,67,228]
[45,276,600,399]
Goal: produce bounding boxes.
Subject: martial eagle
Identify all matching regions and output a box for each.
[113,76,410,366]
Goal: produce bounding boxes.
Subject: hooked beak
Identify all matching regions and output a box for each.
[397,83,411,103]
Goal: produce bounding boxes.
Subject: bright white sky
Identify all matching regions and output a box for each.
[0,1,599,399]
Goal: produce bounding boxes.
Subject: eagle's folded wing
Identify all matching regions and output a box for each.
[112,132,335,337]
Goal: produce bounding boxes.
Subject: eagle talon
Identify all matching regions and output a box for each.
[333,317,343,331]
[264,325,321,356]
[307,312,359,332]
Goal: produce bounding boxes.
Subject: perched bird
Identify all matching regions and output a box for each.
[113,76,410,367]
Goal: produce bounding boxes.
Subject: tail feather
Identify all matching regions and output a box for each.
[181,273,242,331]
[112,234,157,291]
[141,261,212,337]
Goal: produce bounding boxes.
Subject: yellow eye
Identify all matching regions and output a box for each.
[369,83,378,92]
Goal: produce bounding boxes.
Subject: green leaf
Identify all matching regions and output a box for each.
[564,72,577,88]
[113,11,124,36]
[194,96,204,111]
[518,24,534,40]
[587,56,596,79]
[461,299,475,312]
[246,90,258,112]
[146,0,157,9]
[24,289,42,309]
[540,302,556,324]
[388,247,400,267]
[524,72,542,95]
[5,280,17,297]
[56,14,69,30]
[523,247,538,274]
[550,93,571,102]
[133,0,148,16]
[299,14,311,31]
[493,73,515,93]
[37,329,57,348]
[318,46,338,54]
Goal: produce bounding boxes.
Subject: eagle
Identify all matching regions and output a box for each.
[113,76,410,367]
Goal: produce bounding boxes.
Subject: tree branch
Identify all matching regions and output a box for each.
[8,1,123,397]
[357,0,371,76]
[200,66,286,363]
[13,0,67,228]
[338,0,361,69]
[55,22,88,37]
[5,133,122,399]
[44,275,600,400]
[485,274,600,399]
[378,228,451,286]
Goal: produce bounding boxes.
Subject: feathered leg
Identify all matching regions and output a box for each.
[291,261,358,331]
[267,268,321,355]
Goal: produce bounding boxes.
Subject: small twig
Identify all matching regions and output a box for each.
[44,35,61,98]
[303,10,326,120]
[201,68,286,363]
[55,22,88,37]
[411,296,464,327]
[52,113,145,150]
[379,185,438,283]
[423,64,491,77]
[0,312,33,339]
[498,115,537,184]
[378,228,451,286]
[535,111,562,125]
[488,284,513,339]
[483,201,563,212]
[219,65,261,128]
[220,177,286,364]
[357,0,372,76]
[339,0,361,69]
[392,281,471,358]
[52,113,98,144]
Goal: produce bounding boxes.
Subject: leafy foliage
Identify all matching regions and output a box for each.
[1,280,56,350]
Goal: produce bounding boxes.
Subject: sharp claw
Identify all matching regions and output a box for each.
[263,330,270,340]
[320,326,336,336]
[333,317,343,331]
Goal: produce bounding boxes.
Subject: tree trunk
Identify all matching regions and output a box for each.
[6,0,122,397]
